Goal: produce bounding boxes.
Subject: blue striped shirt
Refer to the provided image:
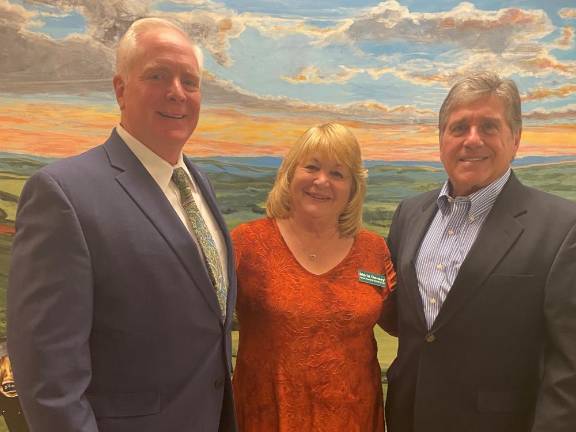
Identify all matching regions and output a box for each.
[415,170,511,329]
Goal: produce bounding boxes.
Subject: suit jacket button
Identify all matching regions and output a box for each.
[214,378,225,389]
[425,333,436,343]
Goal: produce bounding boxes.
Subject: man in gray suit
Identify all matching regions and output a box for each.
[384,72,576,432]
[8,18,237,432]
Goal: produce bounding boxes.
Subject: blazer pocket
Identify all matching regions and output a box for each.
[485,274,537,294]
[476,390,530,414]
[87,390,162,418]
[488,273,535,280]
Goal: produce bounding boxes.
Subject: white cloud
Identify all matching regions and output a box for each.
[0,28,113,86]
[548,26,574,51]
[0,0,40,29]
[240,12,350,41]
[2,0,574,125]
[559,8,576,20]
[310,1,575,82]
[522,84,576,102]
[269,1,575,88]
[524,104,576,121]
[24,0,246,66]
[281,65,361,84]
[326,1,553,54]
[201,72,435,123]
[166,11,245,67]
[26,0,153,45]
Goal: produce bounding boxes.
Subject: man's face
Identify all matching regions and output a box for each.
[113,29,201,163]
[440,95,520,197]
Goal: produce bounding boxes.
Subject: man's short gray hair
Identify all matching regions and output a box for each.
[439,72,522,136]
[116,17,204,78]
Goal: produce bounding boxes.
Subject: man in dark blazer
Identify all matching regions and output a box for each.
[384,72,576,432]
[7,18,236,432]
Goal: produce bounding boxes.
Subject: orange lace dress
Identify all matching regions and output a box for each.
[232,218,396,432]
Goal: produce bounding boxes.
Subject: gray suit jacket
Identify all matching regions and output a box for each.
[8,130,237,432]
[384,172,576,432]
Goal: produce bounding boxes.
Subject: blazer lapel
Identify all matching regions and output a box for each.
[103,132,222,318]
[431,174,526,332]
[400,192,439,331]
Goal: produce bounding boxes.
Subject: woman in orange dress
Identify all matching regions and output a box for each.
[232,122,396,432]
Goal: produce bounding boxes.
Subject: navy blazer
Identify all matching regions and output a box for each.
[8,130,237,432]
[384,173,576,432]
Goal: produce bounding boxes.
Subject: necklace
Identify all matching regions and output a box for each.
[283,218,340,262]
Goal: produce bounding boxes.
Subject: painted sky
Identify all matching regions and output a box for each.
[1,0,575,160]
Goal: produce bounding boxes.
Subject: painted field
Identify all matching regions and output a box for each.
[2,153,575,349]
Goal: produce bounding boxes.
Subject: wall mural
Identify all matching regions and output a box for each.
[0,1,575,429]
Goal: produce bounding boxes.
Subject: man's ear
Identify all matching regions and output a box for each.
[513,127,522,153]
[113,75,125,110]
[514,127,522,148]
[510,127,521,162]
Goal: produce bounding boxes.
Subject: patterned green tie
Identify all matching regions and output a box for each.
[172,167,227,319]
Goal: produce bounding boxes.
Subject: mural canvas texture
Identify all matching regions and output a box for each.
[0,1,575,407]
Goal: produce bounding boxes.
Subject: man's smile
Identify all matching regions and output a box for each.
[158,112,186,119]
[459,156,488,163]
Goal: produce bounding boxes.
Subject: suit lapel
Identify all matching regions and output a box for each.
[431,174,526,331]
[401,192,439,331]
[103,132,222,318]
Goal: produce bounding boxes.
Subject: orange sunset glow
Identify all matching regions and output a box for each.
[1,100,575,161]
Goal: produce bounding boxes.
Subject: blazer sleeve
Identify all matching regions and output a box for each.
[377,241,398,336]
[378,201,404,336]
[7,170,98,432]
[532,222,576,431]
[386,200,404,268]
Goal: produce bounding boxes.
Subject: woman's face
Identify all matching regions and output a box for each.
[289,152,353,223]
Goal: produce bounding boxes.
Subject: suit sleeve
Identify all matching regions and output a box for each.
[7,170,98,432]
[532,222,576,431]
[387,201,403,268]
[378,202,403,335]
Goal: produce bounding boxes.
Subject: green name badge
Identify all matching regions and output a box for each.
[358,270,387,288]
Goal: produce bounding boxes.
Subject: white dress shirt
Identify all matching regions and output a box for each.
[415,169,511,329]
[116,125,228,287]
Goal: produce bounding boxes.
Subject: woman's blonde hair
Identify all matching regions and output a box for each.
[266,122,367,237]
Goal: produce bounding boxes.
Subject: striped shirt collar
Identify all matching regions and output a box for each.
[437,169,511,219]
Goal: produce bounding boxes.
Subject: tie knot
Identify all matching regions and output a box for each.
[172,167,191,192]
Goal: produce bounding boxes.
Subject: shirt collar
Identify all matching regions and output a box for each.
[116,124,191,192]
[436,168,511,219]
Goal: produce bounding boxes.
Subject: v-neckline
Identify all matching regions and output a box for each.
[272,218,358,277]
